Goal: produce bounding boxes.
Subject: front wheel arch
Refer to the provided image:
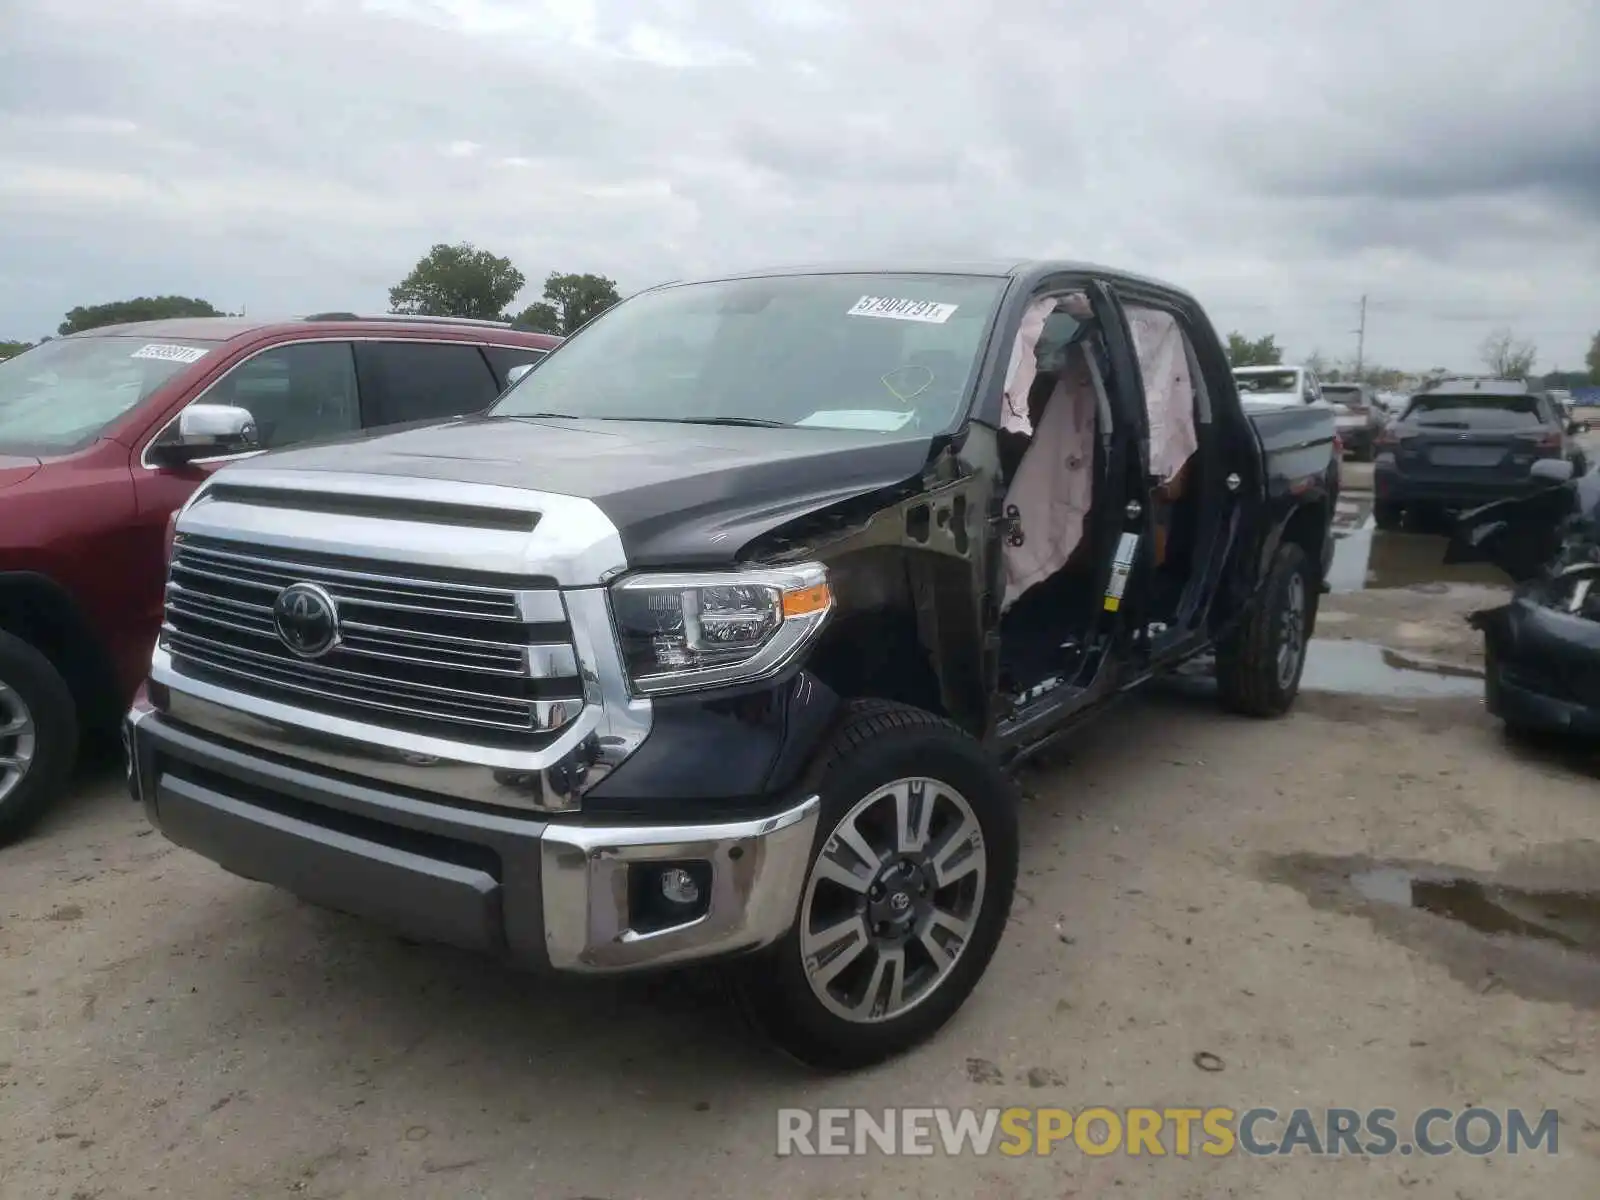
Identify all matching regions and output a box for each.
[0,572,122,733]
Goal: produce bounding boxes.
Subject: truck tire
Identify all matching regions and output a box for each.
[1373,502,1403,531]
[732,699,1019,1071]
[1215,542,1311,719]
[0,630,79,846]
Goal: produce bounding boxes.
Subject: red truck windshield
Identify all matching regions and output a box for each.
[0,335,219,455]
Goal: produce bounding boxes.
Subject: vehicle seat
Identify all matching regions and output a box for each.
[999,368,1059,482]
[1152,460,1191,567]
[1000,343,1098,612]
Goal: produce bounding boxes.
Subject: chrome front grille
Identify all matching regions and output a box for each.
[161,535,584,746]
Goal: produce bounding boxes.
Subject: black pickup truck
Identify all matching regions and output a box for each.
[125,262,1337,1069]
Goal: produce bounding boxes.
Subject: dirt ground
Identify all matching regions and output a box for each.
[4,465,1598,1199]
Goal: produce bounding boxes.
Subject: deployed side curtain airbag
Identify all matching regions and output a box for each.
[1127,306,1198,484]
[1001,345,1098,612]
[1002,296,1060,436]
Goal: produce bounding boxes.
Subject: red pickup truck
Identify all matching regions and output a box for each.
[0,314,560,842]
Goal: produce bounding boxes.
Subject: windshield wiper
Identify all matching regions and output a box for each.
[676,416,788,428]
[602,415,790,428]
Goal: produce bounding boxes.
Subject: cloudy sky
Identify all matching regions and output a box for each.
[2,0,1597,372]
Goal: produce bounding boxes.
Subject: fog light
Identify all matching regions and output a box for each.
[659,866,701,906]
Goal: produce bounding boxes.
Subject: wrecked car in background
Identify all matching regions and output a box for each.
[1447,459,1600,739]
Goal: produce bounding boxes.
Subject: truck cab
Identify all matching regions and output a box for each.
[126,262,1337,1068]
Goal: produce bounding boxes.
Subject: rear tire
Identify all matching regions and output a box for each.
[0,631,79,846]
[1216,542,1312,718]
[1373,502,1403,530]
[731,700,1019,1071]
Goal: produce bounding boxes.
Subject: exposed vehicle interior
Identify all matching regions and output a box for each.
[993,291,1204,706]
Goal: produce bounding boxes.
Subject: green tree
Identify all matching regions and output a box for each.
[1224,331,1282,367]
[1586,330,1600,384]
[0,340,33,359]
[58,295,223,336]
[511,271,621,335]
[1479,327,1537,380]
[389,242,526,321]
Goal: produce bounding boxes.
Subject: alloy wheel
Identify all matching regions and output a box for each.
[800,777,987,1024]
[0,680,37,806]
[1277,571,1307,689]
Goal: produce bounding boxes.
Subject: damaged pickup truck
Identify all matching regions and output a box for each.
[1447,458,1600,739]
[126,262,1337,1069]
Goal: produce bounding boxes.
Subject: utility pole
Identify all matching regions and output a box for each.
[1353,294,1367,382]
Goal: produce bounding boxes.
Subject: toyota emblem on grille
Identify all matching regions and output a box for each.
[272,582,340,658]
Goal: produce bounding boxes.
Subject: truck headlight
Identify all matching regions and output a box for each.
[609,563,833,695]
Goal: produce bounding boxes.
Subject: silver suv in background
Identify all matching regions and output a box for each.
[1322,381,1386,461]
[1231,364,1323,407]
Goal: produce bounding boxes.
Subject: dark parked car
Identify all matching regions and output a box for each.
[127,261,1337,1068]
[1322,382,1385,461]
[1447,459,1600,738]
[0,314,560,842]
[1373,379,1590,530]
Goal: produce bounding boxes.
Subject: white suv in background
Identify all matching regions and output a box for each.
[1231,364,1323,407]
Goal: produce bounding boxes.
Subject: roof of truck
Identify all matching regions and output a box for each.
[661,259,1198,302]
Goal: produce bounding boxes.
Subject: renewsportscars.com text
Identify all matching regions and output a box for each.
[776,1106,1560,1158]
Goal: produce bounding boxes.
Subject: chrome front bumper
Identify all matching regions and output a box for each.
[126,699,819,973]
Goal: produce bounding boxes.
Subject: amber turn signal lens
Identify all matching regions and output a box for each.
[781,582,832,619]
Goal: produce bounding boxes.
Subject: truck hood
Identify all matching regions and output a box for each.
[0,453,42,490]
[215,415,938,566]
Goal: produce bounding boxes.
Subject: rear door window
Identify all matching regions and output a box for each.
[356,341,502,428]
[483,345,550,388]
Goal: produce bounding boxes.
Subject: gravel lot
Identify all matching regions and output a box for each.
[4,460,1598,1199]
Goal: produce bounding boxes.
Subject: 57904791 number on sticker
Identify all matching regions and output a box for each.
[847,296,959,324]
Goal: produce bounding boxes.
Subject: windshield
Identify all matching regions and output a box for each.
[0,335,217,454]
[1402,393,1545,429]
[1234,369,1300,394]
[490,272,1009,434]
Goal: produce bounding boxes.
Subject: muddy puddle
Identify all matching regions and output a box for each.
[1299,640,1482,699]
[1176,640,1483,699]
[1349,868,1600,953]
[1328,525,1511,594]
[1263,848,1600,1008]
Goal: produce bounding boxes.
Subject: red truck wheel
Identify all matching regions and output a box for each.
[0,631,79,845]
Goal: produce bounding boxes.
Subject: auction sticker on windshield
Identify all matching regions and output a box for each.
[847,296,958,323]
[131,343,210,364]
